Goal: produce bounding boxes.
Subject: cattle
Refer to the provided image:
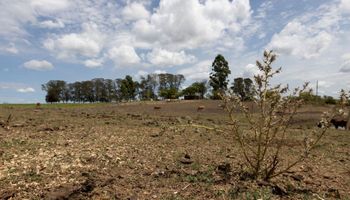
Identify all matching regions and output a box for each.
[330,118,347,129]
[317,118,348,129]
[197,105,205,111]
[154,106,161,110]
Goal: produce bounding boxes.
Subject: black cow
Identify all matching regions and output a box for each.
[317,118,348,129]
[330,119,347,129]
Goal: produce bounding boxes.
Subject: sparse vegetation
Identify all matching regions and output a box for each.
[1,51,350,199]
[221,50,338,181]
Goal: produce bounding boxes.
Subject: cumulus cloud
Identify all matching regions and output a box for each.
[43,23,104,59]
[267,1,349,59]
[147,48,196,67]
[136,70,148,78]
[133,0,252,49]
[177,60,211,81]
[108,45,141,67]
[38,19,65,29]
[122,2,150,21]
[153,69,167,74]
[243,63,260,78]
[23,60,54,71]
[17,87,35,93]
[268,21,332,59]
[0,0,70,38]
[84,58,104,68]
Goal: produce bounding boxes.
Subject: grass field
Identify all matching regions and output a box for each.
[0,100,349,199]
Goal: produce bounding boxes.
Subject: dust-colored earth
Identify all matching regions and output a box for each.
[0,100,349,199]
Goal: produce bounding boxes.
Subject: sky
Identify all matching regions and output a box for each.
[0,0,350,103]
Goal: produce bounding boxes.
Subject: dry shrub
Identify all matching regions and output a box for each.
[221,50,339,181]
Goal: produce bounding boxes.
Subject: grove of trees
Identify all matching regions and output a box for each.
[42,54,340,105]
[42,73,188,103]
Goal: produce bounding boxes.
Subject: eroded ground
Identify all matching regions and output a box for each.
[0,101,349,199]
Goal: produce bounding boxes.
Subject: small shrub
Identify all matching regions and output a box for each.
[221,50,337,181]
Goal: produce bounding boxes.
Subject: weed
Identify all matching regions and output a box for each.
[222,50,338,180]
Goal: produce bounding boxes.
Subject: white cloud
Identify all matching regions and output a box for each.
[267,1,349,59]
[177,60,211,81]
[0,82,36,93]
[23,60,54,71]
[84,58,104,68]
[0,0,70,38]
[243,63,260,78]
[30,0,70,13]
[122,2,150,21]
[44,23,104,59]
[154,69,167,74]
[340,0,350,14]
[133,0,252,49]
[147,48,196,67]
[136,70,148,77]
[108,45,141,67]
[38,19,65,29]
[4,43,19,54]
[17,87,35,93]
[268,21,332,59]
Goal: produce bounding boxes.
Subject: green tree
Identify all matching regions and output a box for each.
[231,77,254,101]
[209,54,231,99]
[158,73,185,99]
[120,75,138,101]
[139,74,158,100]
[182,81,207,99]
[41,80,67,103]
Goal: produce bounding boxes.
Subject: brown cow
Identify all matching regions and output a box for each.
[197,105,205,111]
[154,106,161,110]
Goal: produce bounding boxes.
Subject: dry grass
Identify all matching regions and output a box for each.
[0,101,349,199]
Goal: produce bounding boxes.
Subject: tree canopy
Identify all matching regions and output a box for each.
[209,54,231,99]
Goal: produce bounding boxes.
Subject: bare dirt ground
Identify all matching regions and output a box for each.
[0,100,349,199]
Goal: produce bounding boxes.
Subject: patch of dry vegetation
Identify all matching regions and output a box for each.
[0,100,349,199]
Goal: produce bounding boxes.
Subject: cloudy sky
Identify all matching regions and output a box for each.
[0,0,350,103]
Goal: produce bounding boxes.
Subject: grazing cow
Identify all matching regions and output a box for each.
[318,118,348,129]
[197,105,205,111]
[154,106,161,110]
[330,118,347,129]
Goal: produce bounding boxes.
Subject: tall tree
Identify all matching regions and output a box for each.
[158,73,185,99]
[120,75,138,101]
[139,74,158,100]
[231,77,254,101]
[209,54,231,99]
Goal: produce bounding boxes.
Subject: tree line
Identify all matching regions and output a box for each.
[42,73,210,103]
[42,54,340,104]
[41,54,260,103]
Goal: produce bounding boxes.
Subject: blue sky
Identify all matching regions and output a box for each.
[0,0,350,103]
